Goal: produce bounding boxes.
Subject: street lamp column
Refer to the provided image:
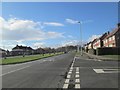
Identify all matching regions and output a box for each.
[78,21,83,56]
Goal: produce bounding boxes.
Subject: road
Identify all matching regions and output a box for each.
[1,52,119,90]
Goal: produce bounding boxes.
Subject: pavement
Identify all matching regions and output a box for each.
[1,52,119,90]
[83,52,119,61]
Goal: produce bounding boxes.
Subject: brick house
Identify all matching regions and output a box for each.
[92,33,108,49]
[103,24,120,47]
[87,42,93,50]
[92,38,100,49]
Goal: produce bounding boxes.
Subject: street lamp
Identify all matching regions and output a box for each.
[78,21,83,56]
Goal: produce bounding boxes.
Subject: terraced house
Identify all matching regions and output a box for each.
[84,23,120,55]
[92,33,108,49]
[103,23,120,47]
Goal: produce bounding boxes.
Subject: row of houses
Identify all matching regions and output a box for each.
[0,45,57,57]
[84,23,120,55]
[1,45,77,57]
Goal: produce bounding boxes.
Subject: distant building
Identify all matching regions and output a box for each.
[0,48,6,57]
[34,48,45,54]
[12,45,34,56]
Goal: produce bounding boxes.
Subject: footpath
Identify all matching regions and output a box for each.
[76,52,119,61]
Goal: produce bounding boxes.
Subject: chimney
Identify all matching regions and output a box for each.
[117,23,120,27]
[107,31,110,35]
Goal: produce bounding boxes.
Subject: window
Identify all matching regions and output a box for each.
[112,36,115,40]
[109,37,111,41]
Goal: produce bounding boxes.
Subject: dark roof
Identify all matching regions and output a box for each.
[12,45,33,50]
[92,38,98,43]
[0,48,6,51]
[104,28,119,39]
[99,33,108,40]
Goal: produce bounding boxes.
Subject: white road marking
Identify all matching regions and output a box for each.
[75,84,80,89]
[68,71,72,74]
[65,79,70,83]
[75,75,79,78]
[70,67,73,70]
[93,69,104,73]
[76,67,79,72]
[75,79,80,83]
[69,69,72,72]
[2,60,45,70]
[76,72,79,74]
[63,84,69,89]
[0,66,30,76]
[67,75,71,78]
[93,69,119,73]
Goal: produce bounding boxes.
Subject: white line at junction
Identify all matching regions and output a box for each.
[1,65,30,76]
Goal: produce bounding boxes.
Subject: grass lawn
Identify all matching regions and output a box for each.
[0,52,63,65]
[100,55,120,60]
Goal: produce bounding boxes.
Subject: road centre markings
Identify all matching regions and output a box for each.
[63,57,81,89]
[75,75,79,78]
[63,84,69,89]
[65,79,70,83]
[75,67,80,89]
[75,84,80,88]
[75,79,80,83]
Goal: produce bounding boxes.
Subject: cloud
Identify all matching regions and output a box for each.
[0,17,64,41]
[33,42,46,48]
[66,18,78,24]
[88,35,101,42]
[66,18,93,24]
[43,22,64,26]
[61,40,79,46]
[67,35,74,38]
[0,40,26,51]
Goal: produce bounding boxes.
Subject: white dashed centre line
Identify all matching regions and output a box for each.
[68,71,72,74]
[75,75,79,78]
[76,72,79,74]
[75,79,80,83]
[63,84,69,89]
[75,84,80,88]
[70,67,73,69]
[67,75,71,78]
[65,79,70,83]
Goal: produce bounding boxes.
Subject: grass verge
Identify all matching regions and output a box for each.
[0,52,64,65]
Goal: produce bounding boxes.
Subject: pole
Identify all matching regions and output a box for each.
[77,44,79,53]
[79,22,83,56]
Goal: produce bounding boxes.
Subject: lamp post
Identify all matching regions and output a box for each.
[78,21,83,56]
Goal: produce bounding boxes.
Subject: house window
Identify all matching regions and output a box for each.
[106,39,107,43]
[112,36,115,40]
[109,37,111,41]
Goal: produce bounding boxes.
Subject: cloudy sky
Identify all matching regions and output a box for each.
[1,2,118,50]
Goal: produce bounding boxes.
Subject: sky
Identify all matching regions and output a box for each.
[0,2,118,51]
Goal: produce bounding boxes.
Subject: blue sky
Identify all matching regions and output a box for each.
[1,2,118,50]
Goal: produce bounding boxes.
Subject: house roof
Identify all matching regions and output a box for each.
[12,45,33,50]
[104,28,119,39]
[0,48,6,51]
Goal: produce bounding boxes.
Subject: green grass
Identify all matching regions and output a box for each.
[0,52,64,65]
[100,55,120,60]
